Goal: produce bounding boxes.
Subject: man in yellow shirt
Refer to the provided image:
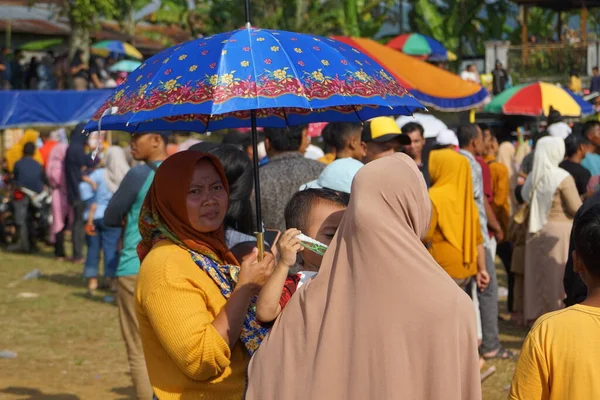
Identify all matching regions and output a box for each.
[510,203,600,400]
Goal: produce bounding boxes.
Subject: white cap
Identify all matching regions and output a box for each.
[300,158,364,194]
[436,129,459,147]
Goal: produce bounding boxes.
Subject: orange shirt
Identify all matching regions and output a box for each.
[484,155,510,236]
[39,140,58,167]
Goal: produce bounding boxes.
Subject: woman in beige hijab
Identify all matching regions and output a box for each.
[497,141,518,214]
[247,153,481,400]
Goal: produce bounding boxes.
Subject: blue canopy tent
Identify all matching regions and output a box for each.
[0,90,112,129]
[0,90,113,170]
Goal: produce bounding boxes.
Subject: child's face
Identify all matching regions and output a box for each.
[302,200,346,271]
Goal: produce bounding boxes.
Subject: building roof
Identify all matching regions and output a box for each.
[512,0,600,10]
[0,1,192,54]
[0,2,69,36]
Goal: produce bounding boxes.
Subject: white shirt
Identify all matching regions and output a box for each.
[460,70,480,84]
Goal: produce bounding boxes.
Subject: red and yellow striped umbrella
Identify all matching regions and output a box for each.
[484,82,593,117]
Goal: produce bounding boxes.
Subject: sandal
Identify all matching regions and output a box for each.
[481,366,496,382]
[483,346,515,360]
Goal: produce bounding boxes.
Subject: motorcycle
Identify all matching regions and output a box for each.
[0,186,52,247]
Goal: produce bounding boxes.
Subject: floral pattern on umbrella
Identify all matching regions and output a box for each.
[87,26,422,132]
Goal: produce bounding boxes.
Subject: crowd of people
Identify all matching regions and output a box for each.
[2,114,600,399]
[0,47,124,91]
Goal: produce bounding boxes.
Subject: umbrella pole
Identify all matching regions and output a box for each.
[250,110,265,260]
[246,1,264,260]
[245,0,251,26]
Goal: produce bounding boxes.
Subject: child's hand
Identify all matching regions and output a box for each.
[277,229,303,267]
[85,223,97,236]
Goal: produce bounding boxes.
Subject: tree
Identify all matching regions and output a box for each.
[185,0,396,38]
[344,0,360,36]
[115,0,153,38]
[408,0,517,63]
[61,0,118,61]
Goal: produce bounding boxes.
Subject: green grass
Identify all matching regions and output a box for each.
[0,248,527,399]
[0,249,134,399]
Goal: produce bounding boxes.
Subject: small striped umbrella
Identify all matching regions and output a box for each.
[109,60,142,73]
[91,41,143,60]
[387,33,455,62]
[484,82,594,117]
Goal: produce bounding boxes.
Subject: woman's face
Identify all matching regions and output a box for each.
[186,160,228,233]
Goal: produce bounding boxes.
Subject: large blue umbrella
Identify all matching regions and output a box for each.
[85,9,423,255]
[85,30,422,133]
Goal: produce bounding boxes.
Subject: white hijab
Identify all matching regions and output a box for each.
[522,136,570,233]
[105,146,131,193]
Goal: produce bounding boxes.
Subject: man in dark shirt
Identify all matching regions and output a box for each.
[492,61,508,95]
[64,123,94,262]
[10,142,48,252]
[0,47,8,90]
[560,133,593,196]
[259,125,325,231]
[70,49,89,90]
[590,67,600,94]
[564,191,600,306]
[10,50,25,90]
[89,56,106,89]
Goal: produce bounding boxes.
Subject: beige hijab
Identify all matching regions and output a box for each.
[247,153,481,400]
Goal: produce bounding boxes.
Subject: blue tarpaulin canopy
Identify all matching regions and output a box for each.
[0,90,112,129]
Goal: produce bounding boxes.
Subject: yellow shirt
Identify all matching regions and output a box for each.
[510,304,600,400]
[318,152,335,164]
[569,75,582,93]
[136,241,248,400]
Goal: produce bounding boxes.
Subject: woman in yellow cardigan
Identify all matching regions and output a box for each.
[135,151,275,400]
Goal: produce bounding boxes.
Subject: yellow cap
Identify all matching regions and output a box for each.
[362,116,410,144]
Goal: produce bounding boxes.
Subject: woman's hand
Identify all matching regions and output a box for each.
[277,229,303,267]
[237,248,276,294]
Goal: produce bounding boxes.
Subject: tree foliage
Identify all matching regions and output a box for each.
[60,0,119,59]
[172,0,397,38]
[408,0,518,61]
[66,0,118,29]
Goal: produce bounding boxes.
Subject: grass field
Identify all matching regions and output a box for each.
[0,248,527,400]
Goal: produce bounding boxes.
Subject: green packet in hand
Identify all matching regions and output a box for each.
[296,233,328,256]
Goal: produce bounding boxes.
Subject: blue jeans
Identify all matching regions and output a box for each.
[83,219,121,279]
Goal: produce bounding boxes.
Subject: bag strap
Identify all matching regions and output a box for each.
[146,161,158,172]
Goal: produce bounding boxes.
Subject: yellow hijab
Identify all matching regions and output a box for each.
[428,148,479,265]
[5,129,44,172]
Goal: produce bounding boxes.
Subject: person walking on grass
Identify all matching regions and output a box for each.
[81,147,129,295]
[457,124,512,360]
[65,123,95,263]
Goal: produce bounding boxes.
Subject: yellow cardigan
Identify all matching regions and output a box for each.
[136,240,248,400]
